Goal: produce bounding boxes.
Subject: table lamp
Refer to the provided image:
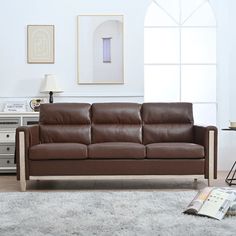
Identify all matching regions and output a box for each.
[41,74,63,103]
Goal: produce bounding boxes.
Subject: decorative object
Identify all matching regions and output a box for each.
[40,74,63,103]
[0,191,236,235]
[229,121,236,129]
[29,99,43,112]
[3,102,26,112]
[27,25,55,64]
[77,15,124,84]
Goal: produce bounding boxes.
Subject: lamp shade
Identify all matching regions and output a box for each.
[41,74,63,93]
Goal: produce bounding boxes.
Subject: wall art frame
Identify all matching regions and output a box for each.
[27,25,55,64]
[77,15,124,84]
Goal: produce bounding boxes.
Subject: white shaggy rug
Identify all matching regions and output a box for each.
[0,191,235,236]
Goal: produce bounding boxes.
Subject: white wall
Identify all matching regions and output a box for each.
[0,0,147,104]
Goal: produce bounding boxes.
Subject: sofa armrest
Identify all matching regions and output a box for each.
[193,125,218,180]
[15,125,40,182]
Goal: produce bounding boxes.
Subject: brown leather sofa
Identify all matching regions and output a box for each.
[16,102,217,191]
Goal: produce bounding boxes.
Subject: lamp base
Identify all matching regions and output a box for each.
[49,91,53,103]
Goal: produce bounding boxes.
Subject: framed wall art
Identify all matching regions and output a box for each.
[27,25,55,64]
[77,15,124,84]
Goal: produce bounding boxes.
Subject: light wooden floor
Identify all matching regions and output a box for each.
[0,171,233,192]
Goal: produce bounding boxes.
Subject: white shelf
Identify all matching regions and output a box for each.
[0,113,39,173]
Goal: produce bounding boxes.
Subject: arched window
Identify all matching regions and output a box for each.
[144,0,216,125]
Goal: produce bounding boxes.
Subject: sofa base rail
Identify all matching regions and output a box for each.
[29,174,204,180]
[19,158,209,191]
[27,159,205,176]
[20,175,205,191]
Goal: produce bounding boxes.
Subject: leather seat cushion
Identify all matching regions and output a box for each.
[29,143,87,160]
[146,143,204,159]
[88,142,146,159]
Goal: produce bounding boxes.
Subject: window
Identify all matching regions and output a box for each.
[144,0,217,125]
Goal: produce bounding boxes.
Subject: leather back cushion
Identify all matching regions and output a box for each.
[142,103,194,144]
[39,103,91,144]
[92,103,142,143]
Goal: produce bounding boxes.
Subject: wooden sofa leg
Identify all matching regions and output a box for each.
[208,179,211,187]
[19,131,27,192]
[208,130,215,187]
[193,178,198,189]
